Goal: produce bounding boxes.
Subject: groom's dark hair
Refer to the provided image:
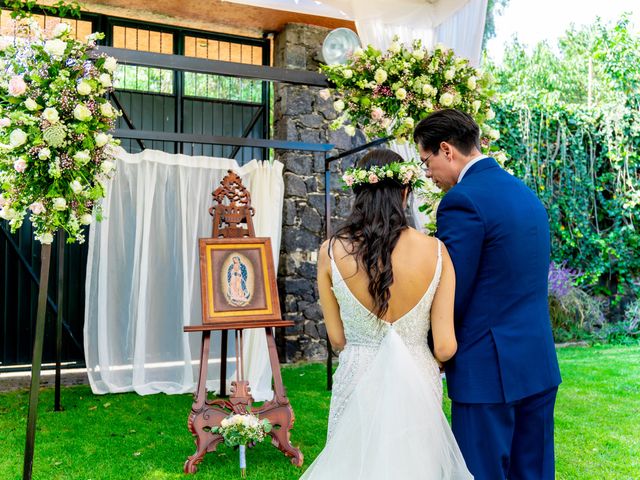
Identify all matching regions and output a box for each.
[332,148,409,319]
[413,109,480,155]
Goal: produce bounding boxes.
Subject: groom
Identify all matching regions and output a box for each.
[414,109,562,480]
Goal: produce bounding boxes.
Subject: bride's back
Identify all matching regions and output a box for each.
[331,229,440,323]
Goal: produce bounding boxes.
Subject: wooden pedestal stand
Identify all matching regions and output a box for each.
[183,171,303,474]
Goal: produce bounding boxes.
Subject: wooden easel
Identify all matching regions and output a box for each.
[183,171,303,474]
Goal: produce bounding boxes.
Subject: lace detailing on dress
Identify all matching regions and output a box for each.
[326,239,443,439]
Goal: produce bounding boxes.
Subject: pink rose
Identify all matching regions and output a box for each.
[343,174,355,187]
[8,76,27,96]
[371,107,384,121]
[29,201,45,214]
[14,158,27,173]
[0,117,10,128]
[368,173,379,183]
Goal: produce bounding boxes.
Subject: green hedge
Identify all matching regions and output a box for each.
[494,102,640,299]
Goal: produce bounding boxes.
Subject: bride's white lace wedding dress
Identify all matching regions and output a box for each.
[301,240,473,479]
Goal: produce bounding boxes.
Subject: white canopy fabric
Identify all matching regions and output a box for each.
[84,149,284,400]
[223,0,470,28]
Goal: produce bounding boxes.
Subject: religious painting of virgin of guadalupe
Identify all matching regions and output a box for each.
[198,237,281,326]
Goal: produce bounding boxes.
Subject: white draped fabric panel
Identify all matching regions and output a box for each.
[435,0,488,67]
[84,149,283,400]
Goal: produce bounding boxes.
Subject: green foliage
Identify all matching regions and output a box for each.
[488,16,640,298]
[1,0,81,19]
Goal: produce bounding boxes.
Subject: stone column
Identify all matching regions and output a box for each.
[273,23,360,361]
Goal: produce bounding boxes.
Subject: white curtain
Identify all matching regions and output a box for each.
[84,148,284,400]
[355,0,471,51]
[435,0,488,67]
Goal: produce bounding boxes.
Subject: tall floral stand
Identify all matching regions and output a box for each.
[22,229,67,480]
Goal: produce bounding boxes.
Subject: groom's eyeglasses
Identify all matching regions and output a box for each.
[422,152,434,173]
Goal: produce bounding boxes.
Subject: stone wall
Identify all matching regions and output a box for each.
[273,23,361,362]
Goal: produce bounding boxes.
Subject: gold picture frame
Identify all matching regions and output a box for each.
[198,237,283,328]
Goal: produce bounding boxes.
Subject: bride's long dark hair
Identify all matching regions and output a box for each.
[331,149,410,319]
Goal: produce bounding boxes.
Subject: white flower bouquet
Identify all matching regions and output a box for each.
[320,37,497,144]
[0,20,120,244]
[213,413,272,477]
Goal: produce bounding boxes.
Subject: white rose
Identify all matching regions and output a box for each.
[344,125,356,137]
[439,92,454,107]
[9,128,27,148]
[103,56,118,73]
[434,43,447,51]
[101,160,115,173]
[374,68,387,84]
[412,50,425,60]
[99,73,112,88]
[495,151,508,165]
[388,42,401,54]
[52,197,67,211]
[403,117,414,129]
[40,232,54,244]
[70,180,83,194]
[0,207,18,220]
[220,418,229,428]
[44,39,67,57]
[24,98,39,111]
[73,150,91,166]
[467,76,477,90]
[422,84,434,96]
[489,128,500,140]
[94,132,110,147]
[333,100,345,112]
[395,88,407,100]
[472,100,482,113]
[352,47,364,58]
[486,108,496,120]
[38,147,51,160]
[343,69,353,79]
[100,102,115,118]
[53,23,71,37]
[73,104,92,121]
[80,213,93,225]
[444,68,456,81]
[77,80,92,96]
[42,107,60,123]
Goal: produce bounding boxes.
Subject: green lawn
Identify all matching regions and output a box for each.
[1,345,638,480]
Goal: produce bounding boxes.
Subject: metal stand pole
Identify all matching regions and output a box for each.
[23,242,52,480]
[55,230,65,411]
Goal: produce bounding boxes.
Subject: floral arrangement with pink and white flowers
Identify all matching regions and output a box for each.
[320,37,499,144]
[0,20,120,244]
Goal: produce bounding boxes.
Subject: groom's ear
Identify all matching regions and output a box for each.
[440,141,452,160]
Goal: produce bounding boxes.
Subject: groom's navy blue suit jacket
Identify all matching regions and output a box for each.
[436,158,561,404]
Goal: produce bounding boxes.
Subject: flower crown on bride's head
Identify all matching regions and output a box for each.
[342,161,425,190]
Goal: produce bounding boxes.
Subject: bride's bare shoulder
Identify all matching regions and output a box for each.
[403,228,439,247]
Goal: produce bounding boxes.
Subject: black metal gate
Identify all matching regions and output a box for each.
[0,12,270,370]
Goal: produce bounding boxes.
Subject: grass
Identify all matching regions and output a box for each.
[0,344,639,480]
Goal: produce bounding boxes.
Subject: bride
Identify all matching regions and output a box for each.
[301,149,472,479]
